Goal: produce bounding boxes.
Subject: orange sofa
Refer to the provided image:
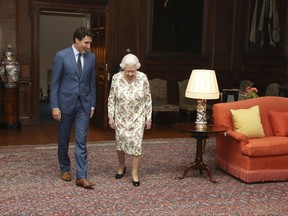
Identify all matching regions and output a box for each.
[213,96,288,183]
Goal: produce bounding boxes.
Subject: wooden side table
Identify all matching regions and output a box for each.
[174,123,228,183]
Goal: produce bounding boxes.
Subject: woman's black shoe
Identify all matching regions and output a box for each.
[115,167,126,179]
[132,180,140,187]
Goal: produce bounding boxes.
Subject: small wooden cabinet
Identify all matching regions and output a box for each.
[1,86,21,129]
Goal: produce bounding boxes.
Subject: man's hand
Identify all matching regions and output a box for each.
[90,109,94,118]
[52,108,61,122]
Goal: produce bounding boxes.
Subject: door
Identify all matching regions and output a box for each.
[94,68,109,129]
[39,12,90,123]
[90,14,110,129]
[32,1,113,127]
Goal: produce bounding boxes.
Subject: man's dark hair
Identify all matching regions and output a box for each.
[73,27,94,42]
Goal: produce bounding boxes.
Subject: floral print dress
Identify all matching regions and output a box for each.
[108,71,152,156]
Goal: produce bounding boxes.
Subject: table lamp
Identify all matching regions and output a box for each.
[185,69,219,130]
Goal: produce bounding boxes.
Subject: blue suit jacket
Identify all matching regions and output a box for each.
[50,47,96,115]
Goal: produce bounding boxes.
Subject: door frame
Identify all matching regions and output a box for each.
[31,1,115,128]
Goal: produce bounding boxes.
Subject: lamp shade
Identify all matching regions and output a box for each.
[185,69,220,99]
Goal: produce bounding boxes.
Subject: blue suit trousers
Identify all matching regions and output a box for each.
[57,98,90,179]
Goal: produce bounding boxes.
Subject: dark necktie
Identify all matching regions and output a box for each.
[77,53,82,76]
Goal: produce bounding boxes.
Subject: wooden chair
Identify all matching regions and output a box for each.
[265,83,280,96]
[238,80,254,100]
[279,83,288,98]
[149,78,179,126]
[239,80,254,91]
[177,79,197,122]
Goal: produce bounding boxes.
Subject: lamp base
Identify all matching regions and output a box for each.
[195,122,207,131]
[195,99,207,131]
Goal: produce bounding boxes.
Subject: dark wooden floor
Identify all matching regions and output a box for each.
[0,122,192,146]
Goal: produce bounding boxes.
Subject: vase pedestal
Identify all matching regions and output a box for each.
[1,86,21,129]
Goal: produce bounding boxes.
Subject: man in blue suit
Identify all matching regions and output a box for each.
[50,27,96,189]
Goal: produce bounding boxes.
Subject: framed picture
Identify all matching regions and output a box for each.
[151,0,205,53]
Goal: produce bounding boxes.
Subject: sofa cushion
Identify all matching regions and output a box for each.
[269,111,288,137]
[230,105,265,138]
[241,136,288,156]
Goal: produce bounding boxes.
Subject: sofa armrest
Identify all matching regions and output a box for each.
[225,129,249,145]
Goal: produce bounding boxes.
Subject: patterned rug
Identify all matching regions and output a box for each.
[0,138,287,215]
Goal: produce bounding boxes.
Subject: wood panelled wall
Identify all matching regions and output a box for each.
[0,0,287,125]
[239,0,288,93]
[139,0,215,104]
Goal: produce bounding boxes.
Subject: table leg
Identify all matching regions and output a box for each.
[176,135,217,183]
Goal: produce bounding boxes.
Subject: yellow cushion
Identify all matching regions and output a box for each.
[230,105,265,138]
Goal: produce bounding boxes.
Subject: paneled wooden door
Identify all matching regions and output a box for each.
[32,1,112,128]
[91,14,109,129]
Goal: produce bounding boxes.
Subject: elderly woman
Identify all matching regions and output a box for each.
[108,53,152,187]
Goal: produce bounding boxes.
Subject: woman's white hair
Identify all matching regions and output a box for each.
[119,53,141,70]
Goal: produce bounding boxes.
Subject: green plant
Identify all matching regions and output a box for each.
[243,86,259,99]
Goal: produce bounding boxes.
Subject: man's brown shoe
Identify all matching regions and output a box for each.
[60,172,71,181]
[76,179,95,189]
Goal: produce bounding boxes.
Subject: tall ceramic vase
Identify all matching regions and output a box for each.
[0,44,20,88]
[0,45,21,129]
